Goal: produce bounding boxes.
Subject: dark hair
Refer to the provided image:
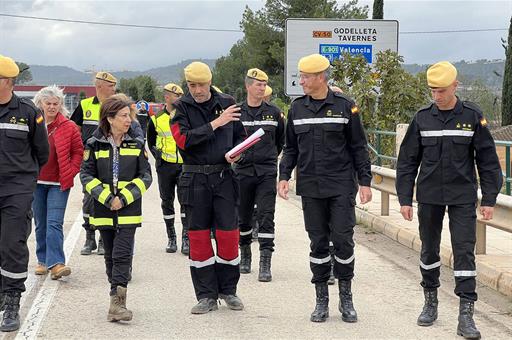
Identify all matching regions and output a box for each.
[98,93,133,136]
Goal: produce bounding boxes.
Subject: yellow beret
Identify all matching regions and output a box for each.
[211,85,223,93]
[246,68,268,82]
[164,83,184,95]
[298,54,330,73]
[427,61,457,88]
[264,85,272,97]
[184,62,212,83]
[95,71,117,84]
[0,55,20,78]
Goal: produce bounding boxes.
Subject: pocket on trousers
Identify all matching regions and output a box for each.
[177,173,193,205]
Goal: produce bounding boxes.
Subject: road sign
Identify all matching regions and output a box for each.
[285,19,399,96]
[136,100,149,111]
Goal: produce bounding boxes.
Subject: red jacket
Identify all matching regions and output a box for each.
[39,113,83,190]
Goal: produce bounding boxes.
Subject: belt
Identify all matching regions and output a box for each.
[182,164,231,174]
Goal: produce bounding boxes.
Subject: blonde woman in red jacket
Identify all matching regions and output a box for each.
[32,85,83,279]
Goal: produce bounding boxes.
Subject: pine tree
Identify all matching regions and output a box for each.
[372,0,383,19]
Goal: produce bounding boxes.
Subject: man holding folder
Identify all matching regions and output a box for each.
[171,61,247,314]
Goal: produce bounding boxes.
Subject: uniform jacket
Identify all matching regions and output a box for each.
[147,107,183,164]
[396,99,502,207]
[80,128,152,230]
[170,88,246,165]
[279,89,371,198]
[0,93,49,197]
[234,100,285,176]
[44,112,83,190]
[70,96,100,143]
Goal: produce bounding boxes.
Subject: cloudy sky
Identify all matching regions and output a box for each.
[0,0,510,72]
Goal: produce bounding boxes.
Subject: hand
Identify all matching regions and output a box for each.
[480,206,494,220]
[359,186,372,204]
[110,196,123,211]
[400,206,413,221]
[225,153,240,164]
[278,180,289,200]
[211,105,241,130]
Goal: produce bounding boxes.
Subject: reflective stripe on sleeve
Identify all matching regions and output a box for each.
[120,188,134,205]
[85,178,102,194]
[132,178,147,194]
[97,188,111,205]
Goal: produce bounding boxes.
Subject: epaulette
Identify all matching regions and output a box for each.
[462,101,483,116]
[19,97,38,112]
[417,102,434,113]
[333,91,354,103]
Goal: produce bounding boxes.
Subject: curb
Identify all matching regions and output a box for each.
[355,207,512,298]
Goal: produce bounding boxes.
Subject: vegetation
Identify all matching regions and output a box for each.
[502,16,512,126]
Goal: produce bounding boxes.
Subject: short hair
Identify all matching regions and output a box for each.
[33,85,69,116]
[98,93,132,136]
[245,77,256,86]
[320,69,331,83]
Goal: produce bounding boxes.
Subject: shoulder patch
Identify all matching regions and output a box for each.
[83,149,90,161]
[36,114,44,124]
[351,105,359,115]
[479,117,488,127]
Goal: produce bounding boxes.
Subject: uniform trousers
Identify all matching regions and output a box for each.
[99,227,136,291]
[0,194,33,293]
[418,203,477,301]
[156,160,187,237]
[178,169,240,300]
[301,192,356,284]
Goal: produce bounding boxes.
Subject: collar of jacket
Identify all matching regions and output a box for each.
[0,93,20,118]
[431,97,463,116]
[303,88,335,109]
[240,100,269,116]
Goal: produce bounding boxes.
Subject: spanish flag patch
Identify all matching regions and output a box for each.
[351,106,359,115]
[480,118,487,127]
[36,114,44,124]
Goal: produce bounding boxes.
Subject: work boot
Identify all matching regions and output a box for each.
[80,231,97,255]
[190,298,218,314]
[417,289,438,326]
[219,294,244,310]
[50,264,71,280]
[310,282,329,322]
[181,233,190,256]
[0,291,21,332]
[258,250,272,282]
[338,280,357,323]
[97,236,105,255]
[166,224,177,253]
[457,299,481,339]
[328,258,335,285]
[107,287,133,322]
[240,245,251,274]
[0,292,5,312]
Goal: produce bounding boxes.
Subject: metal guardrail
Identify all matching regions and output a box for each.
[367,129,511,195]
[370,165,512,255]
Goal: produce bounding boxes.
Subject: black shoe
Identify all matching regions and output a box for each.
[338,280,357,323]
[166,237,177,253]
[80,234,97,255]
[240,245,251,274]
[181,235,190,256]
[457,299,481,339]
[310,283,329,322]
[219,294,244,310]
[0,292,21,332]
[417,289,438,326]
[97,237,105,255]
[190,298,218,314]
[258,250,272,282]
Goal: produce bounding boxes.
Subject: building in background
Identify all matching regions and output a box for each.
[14,85,96,114]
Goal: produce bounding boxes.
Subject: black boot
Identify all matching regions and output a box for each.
[240,245,251,274]
[327,258,335,285]
[80,230,97,255]
[338,280,357,322]
[417,289,438,326]
[97,235,105,255]
[258,250,272,282]
[181,233,190,256]
[0,292,21,332]
[310,282,329,322]
[166,224,177,253]
[457,299,481,339]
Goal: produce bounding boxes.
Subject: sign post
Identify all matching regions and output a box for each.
[285,19,399,96]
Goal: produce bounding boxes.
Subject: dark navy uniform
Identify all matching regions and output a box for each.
[235,101,285,251]
[279,89,371,283]
[171,88,246,301]
[0,94,49,293]
[397,99,502,301]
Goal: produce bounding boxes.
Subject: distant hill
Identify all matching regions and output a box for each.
[28,59,216,85]
[28,58,505,89]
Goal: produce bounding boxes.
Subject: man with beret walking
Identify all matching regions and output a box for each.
[278,54,372,323]
[397,61,502,339]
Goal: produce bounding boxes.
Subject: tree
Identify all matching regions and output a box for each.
[213,0,369,101]
[140,77,156,102]
[458,78,502,127]
[118,76,158,102]
[372,0,383,19]
[15,62,32,84]
[502,16,512,126]
[79,91,86,101]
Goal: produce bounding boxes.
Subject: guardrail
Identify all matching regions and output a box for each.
[370,165,512,254]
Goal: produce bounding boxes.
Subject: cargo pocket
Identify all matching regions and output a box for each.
[177,173,193,206]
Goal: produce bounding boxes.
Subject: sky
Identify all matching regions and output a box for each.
[0,0,510,72]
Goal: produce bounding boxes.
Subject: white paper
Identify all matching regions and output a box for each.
[227,128,265,158]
